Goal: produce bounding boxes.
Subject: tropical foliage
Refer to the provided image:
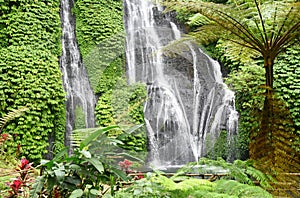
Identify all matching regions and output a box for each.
[74,0,147,151]
[30,126,130,198]
[0,0,65,161]
[112,158,273,198]
[163,0,300,196]
[1,0,300,197]
[274,44,300,146]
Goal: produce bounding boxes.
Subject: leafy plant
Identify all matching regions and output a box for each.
[30,126,131,198]
[176,158,273,190]
[0,107,29,133]
[5,158,35,198]
[274,44,300,149]
[0,107,29,165]
[163,1,300,196]
[95,78,147,152]
[116,125,147,152]
[113,162,273,198]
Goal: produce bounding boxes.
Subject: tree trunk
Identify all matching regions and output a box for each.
[264,56,274,94]
[249,56,300,197]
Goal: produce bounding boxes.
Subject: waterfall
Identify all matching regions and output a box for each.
[124,0,238,167]
[60,0,96,149]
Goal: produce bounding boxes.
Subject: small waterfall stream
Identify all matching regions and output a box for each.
[60,0,96,149]
[124,0,238,166]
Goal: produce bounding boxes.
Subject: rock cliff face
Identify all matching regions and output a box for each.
[124,0,238,166]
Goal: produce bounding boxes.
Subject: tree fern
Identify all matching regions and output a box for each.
[163,1,300,196]
[163,0,300,91]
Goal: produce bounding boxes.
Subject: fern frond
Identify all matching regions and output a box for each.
[245,166,274,189]
[191,191,238,198]
[0,106,29,132]
[175,178,214,190]
[163,0,300,58]
[215,179,273,198]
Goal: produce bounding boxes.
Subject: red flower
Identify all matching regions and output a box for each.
[134,172,145,180]
[10,179,22,194]
[18,158,32,169]
[20,158,29,167]
[1,133,9,140]
[118,159,133,172]
[137,174,144,179]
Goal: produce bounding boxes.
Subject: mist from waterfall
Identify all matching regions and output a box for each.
[124,0,238,167]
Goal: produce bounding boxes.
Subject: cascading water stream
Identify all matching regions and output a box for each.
[60,0,96,150]
[124,0,238,167]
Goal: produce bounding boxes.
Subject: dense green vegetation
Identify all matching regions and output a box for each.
[1,0,299,197]
[74,0,147,152]
[0,0,65,161]
[274,44,300,148]
[164,0,300,196]
[74,0,124,58]
[113,158,273,198]
[224,44,300,158]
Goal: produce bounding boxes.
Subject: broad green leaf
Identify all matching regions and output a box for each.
[30,176,45,198]
[109,167,129,181]
[124,124,144,134]
[70,189,84,198]
[86,157,104,173]
[80,125,119,149]
[90,189,101,195]
[80,150,92,158]
[52,147,68,161]
[54,169,65,183]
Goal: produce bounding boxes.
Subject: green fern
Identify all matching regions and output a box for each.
[115,169,272,198]
[215,180,273,198]
[0,106,29,133]
[176,158,273,189]
[190,191,238,198]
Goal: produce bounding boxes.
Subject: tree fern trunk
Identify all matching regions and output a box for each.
[250,94,300,197]
[264,56,274,93]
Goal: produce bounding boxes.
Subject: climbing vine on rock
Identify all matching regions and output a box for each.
[74,0,124,58]
[0,1,65,161]
[225,64,265,159]
[75,0,147,152]
[274,44,300,150]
